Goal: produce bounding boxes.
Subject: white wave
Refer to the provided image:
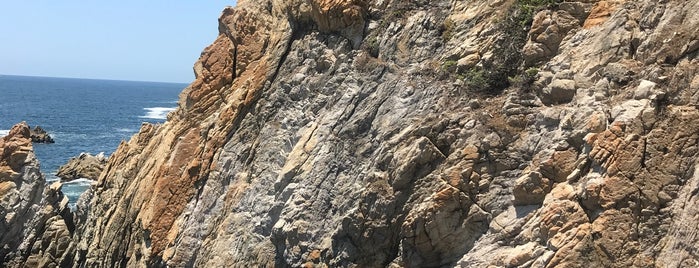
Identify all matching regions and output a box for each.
[139,107,176,120]
[63,178,94,185]
[115,128,137,133]
[0,129,9,137]
[45,174,60,182]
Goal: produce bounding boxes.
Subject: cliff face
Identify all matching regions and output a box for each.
[0,123,74,267]
[31,0,699,267]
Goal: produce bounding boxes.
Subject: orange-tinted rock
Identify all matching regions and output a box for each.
[513,171,551,205]
[583,1,619,29]
[0,122,33,174]
[540,148,578,182]
[46,0,699,267]
[1,122,74,266]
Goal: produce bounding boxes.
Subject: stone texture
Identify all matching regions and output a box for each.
[523,9,581,66]
[0,123,74,267]
[6,0,699,267]
[582,1,620,29]
[513,171,550,205]
[540,79,577,105]
[0,123,41,262]
[456,53,480,72]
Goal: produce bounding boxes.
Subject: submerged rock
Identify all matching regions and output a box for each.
[56,152,107,181]
[29,126,54,144]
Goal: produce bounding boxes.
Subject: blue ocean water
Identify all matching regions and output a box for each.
[0,75,185,206]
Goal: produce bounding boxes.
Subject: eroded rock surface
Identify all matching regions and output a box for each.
[56,153,107,181]
[0,123,74,267]
[5,0,699,267]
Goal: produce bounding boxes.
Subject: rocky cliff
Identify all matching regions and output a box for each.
[5,0,699,267]
[0,123,74,267]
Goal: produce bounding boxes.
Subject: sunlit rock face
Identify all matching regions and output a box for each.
[6,0,698,267]
[1,123,74,267]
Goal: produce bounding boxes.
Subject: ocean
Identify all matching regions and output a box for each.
[0,75,185,207]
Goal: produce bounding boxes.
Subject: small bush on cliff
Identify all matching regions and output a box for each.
[366,35,380,58]
[516,0,560,26]
[442,60,457,72]
[508,67,539,91]
[476,0,560,93]
[463,68,490,92]
[440,18,455,42]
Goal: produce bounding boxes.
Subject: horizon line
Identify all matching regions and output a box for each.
[0,73,191,85]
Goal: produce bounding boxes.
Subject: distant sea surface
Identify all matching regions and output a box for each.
[0,75,185,206]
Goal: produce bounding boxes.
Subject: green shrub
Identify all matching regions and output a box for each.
[441,18,455,42]
[515,0,560,27]
[442,60,458,71]
[508,67,539,90]
[463,68,490,92]
[525,67,539,77]
[366,35,380,58]
[474,0,560,93]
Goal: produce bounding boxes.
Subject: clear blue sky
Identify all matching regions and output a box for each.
[0,1,236,83]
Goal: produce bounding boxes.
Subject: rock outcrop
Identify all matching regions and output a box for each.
[56,153,107,181]
[0,123,74,267]
[29,126,54,144]
[4,0,699,267]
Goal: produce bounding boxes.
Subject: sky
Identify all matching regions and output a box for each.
[0,1,236,83]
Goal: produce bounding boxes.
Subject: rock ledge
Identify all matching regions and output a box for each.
[56,152,107,181]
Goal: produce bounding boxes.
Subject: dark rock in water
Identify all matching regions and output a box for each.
[56,152,107,181]
[29,126,54,143]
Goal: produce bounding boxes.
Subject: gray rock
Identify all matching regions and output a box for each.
[540,79,576,104]
[0,123,74,266]
[523,10,580,66]
[633,79,665,101]
[7,1,699,267]
[513,171,550,205]
[603,62,635,85]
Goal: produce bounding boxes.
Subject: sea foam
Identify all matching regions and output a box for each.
[140,107,176,120]
[0,129,8,137]
[63,178,95,185]
[115,128,137,133]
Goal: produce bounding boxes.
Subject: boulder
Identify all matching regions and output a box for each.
[633,80,665,100]
[540,79,576,104]
[456,53,480,72]
[56,152,108,181]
